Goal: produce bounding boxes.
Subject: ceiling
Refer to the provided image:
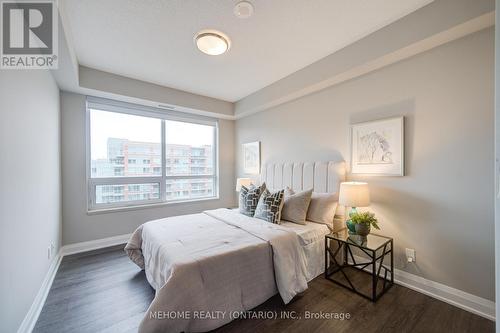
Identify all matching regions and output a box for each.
[63,0,433,102]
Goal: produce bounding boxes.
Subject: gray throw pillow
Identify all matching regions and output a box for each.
[254,189,285,224]
[239,183,266,216]
[281,187,313,225]
[306,192,338,227]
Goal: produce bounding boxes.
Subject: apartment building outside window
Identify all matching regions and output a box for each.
[86,97,218,211]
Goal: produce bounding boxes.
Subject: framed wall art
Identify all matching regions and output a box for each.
[243,141,260,174]
[351,117,404,176]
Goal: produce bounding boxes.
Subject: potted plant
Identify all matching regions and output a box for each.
[349,211,380,236]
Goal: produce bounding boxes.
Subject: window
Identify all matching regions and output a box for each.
[87,97,218,211]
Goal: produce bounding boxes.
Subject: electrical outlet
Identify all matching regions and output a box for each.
[50,242,55,256]
[406,248,416,263]
[47,246,51,260]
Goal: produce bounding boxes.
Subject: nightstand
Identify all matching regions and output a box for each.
[325,228,394,302]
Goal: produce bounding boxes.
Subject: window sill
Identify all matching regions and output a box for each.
[87,196,220,215]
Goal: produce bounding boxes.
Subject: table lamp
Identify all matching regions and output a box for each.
[339,182,370,232]
[235,178,252,192]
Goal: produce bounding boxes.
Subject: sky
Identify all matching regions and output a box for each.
[90,109,214,159]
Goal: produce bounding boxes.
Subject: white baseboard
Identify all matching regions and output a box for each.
[349,255,495,321]
[17,251,63,333]
[61,233,132,256]
[394,268,495,321]
[17,233,132,333]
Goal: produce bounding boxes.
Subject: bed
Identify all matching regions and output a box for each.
[125,161,345,333]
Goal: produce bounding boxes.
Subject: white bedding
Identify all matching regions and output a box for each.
[280,221,330,281]
[280,220,330,245]
[125,209,322,333]
[228,208,330,281]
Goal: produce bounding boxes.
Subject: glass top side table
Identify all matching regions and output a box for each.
[325,228,394,301]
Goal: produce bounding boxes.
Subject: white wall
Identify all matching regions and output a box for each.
[236,28,495,300]
[61,91,236,244]
[0,70,61,332]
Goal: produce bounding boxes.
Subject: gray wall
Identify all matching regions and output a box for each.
[235,28,495,300]
[234,0,495,117]
[78,66,234,117]
[0,70,61,332]
[61,91,236,245]
[494,0,499,326]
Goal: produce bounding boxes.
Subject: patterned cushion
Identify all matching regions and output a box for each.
[254,189,285,224]
[239,183,266,216]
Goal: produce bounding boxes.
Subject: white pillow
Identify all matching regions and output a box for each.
[281,187,313,225]
[306,192,338,228]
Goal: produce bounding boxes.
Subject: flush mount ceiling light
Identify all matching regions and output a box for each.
[195,30,230,56]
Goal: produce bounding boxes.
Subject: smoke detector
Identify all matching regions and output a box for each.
[234,1,254,19]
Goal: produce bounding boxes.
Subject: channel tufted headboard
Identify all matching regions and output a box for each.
[260,161,346,194]
[260,161,346,227]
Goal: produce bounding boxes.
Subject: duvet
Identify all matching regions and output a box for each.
[125,208,308,333]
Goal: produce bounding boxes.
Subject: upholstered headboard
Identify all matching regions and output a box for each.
[260,161,346,194]
[260,161,346,229]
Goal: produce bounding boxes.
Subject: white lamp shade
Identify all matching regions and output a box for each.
[339,182,370,207]
[236,178,252,192]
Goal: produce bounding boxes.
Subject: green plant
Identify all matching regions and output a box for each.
[350,211,380,230]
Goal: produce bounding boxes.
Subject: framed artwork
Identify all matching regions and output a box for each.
[351,117,404,176]
[243,141,260,174]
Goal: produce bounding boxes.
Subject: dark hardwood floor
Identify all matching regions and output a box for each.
[34,245,494,333]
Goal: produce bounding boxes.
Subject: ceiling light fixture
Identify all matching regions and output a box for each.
[195,30,230,56]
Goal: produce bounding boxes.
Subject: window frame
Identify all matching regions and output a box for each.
[85,96,219,212]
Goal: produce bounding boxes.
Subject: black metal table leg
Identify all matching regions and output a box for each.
[325,231,394,302]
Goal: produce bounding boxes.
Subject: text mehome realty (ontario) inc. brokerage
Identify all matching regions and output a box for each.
[149,310,352,321]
